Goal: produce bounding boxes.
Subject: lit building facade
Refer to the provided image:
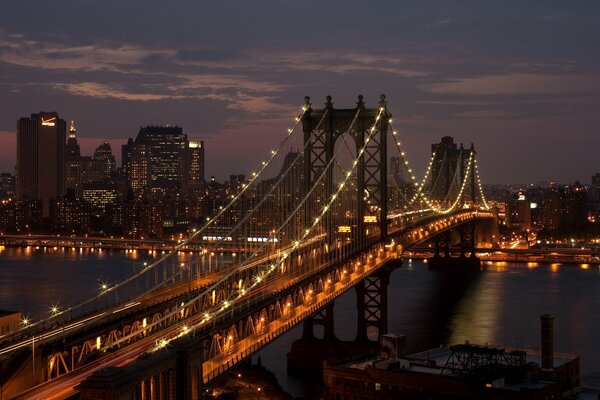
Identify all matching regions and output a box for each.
[134,126,186,189]
[183,141,205,189]
[123,126,205,193]
[49,193,91,234]
[82,182,120,214]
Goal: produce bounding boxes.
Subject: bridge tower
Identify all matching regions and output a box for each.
[301,94,390,243]
[430,137,478,207]
[287,96,396,375]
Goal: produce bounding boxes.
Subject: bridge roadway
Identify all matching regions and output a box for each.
[1,232,328,354]
[12,240,397,400]
[4,209,495,399]
[0,234,270,253]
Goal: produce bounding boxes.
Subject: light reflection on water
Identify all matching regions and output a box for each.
[0,248,599,395]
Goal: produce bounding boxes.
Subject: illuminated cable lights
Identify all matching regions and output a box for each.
[387,121,489,214]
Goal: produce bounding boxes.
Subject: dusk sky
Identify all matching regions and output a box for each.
[1,1,599,184]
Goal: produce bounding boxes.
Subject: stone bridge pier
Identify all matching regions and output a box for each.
[286,259,400,375]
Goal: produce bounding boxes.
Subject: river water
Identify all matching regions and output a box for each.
[0,247,599,396]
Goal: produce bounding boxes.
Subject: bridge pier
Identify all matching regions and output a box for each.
[429,223,481,271]
[301,302,336,342]
[287,259,400,375]
[355,265,391,343]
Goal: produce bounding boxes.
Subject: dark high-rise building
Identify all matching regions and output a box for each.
[16,112,66,217]
[507,190,532,230]
[541,182,587,231]
[135,125,187,189]
[93,141,116,178]
[121,138,134,180]
[0,173,16,200]
[65,157,105,197]
[123,126,204,193]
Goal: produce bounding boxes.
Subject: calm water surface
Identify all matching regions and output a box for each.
[0,247,599,396]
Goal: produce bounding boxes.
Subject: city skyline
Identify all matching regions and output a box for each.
[1,1,599,184]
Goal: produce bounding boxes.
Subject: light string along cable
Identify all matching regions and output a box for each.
[474,158,490,209]
[388,122,437,208]
[388,120,490,212]
[388,121,476,215]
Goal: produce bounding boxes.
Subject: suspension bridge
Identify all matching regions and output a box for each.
[0,95,495,399]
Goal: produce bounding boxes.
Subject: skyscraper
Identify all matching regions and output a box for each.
[16,112,66,217]
[123,125,200,192]
[183,141,205,189]
[137,126,186,188]
[66,120,80,157]
[93,141,116,178]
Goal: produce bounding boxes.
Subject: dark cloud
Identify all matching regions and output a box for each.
[176,49,241,62]
[0,1,599,182]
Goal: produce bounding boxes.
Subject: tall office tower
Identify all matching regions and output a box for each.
[16,112,66,217]
[121,138,134,180]
[182,141,205,189]
[93,141,116,178]
[66,120,81,157]
[124,126,188,192]
[128,143,150,193]
[137,126,187,188]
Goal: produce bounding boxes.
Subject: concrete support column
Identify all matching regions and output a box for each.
[355,282,368,342]
[159,371,165,400]
[302,316,315,340]
[323,303,335,342]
